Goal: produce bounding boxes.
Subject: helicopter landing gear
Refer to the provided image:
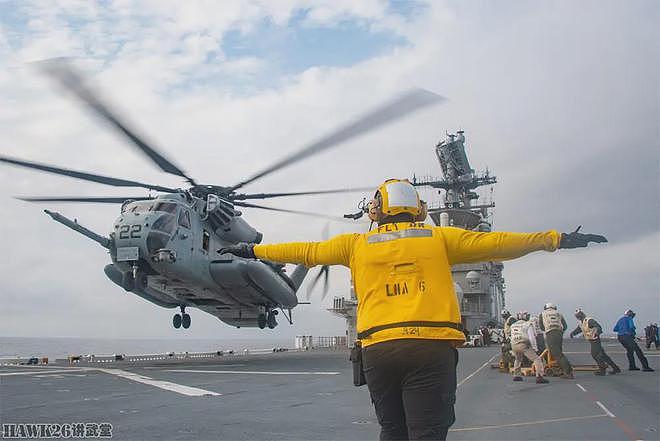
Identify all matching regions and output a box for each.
[173,313,182,329]
[267,310,278,329]
[257,307,278,329]
[173,306,191,329]
[182,313,191,329]
[257,313,267,329]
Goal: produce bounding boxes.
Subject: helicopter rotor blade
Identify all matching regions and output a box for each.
[232,186,374,200]
[15,196,154,203]
[230,88,445,191]
[232,201,352,222]
[39,59,197,185]
[0,156,177,192]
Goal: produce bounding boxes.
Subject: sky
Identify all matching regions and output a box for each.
[0,0,658,341]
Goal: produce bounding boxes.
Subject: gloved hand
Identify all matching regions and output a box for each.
[559,226,607,249]
[217,243,256,258]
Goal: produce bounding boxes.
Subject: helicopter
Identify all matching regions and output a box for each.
[0,60,443,331]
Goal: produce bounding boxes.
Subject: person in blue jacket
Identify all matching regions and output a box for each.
[613,310,654,371]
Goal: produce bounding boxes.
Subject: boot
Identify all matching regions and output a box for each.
[561,371,575,379]
[609,365,621,375]
[629,366,640,371]
[536,376,549,384]
[642,366,654,372]
[512,376,523,382]
[594,367,606,376]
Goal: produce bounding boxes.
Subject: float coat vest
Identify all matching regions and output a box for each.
[581,317,598,340]
[542,310,563,332]
[504,316,518,339]
[254,223,560,348]
[510,321,531,345]
[530,316,542,335]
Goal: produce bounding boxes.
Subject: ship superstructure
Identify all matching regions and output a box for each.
[413,130,504,333]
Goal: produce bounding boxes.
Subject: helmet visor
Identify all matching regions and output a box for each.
[384,181,418,210]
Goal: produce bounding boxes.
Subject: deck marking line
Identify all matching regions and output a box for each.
[457,354,497,388]
[576,383,587,392]
[99,368,221,397]
[164,369,339,375]
[0,369,86,376]
[450,414,608,432]
[595,401,616,418]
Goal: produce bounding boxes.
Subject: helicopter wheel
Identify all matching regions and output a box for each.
[267,310,278,329]
[173,313,182,329]
[257,313,267,329]
[182,313,191,329]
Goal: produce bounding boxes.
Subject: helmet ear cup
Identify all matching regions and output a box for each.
[367,193,383,222]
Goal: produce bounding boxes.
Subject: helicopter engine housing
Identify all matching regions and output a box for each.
[207,198,263,244]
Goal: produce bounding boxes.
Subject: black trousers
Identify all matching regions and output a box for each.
[589,339,618,369]
[362,339,458,441]
[545,330,572,374]
[617,335,650,369]
[646,336,659,349]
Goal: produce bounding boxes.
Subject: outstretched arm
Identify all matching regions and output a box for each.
[440,227,561,265]
[251,233,358,267]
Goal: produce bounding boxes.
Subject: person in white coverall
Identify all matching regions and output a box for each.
[510,312,549,384]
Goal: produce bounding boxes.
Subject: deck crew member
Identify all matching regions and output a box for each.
[219,179,606,441]
[530,313,546,354]
[538,303,574,379]
[570,308,620,375]
[644,323,659,350]
[503,309,517,340]
[500,309,515,371]
[614,310,654,372]
[510,311,549,383]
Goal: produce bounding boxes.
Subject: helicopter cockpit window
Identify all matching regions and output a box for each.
[152,202,178,214]
[178,210,191,229]
[152,213,177,235]
[129,202,153,213]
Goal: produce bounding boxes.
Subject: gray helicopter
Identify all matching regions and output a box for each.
[1,61,443,330]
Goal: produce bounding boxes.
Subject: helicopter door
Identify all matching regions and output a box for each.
[174,209,193,263]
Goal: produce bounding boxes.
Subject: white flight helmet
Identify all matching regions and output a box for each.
[544,303,557,310]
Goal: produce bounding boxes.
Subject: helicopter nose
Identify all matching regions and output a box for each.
[113,213,151,255]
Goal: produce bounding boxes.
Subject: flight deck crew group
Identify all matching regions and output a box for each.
[499,304,655,383]
[220,179,610,440]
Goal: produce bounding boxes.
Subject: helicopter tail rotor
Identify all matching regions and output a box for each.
[306,265,330,302]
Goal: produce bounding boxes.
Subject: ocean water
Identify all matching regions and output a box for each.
[0,336,292,360]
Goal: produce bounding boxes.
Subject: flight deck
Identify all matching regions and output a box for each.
[1,340,658,440]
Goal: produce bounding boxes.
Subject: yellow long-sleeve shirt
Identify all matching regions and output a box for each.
[255,223,560,347]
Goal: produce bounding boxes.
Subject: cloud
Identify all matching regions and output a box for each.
[0,0,657,341]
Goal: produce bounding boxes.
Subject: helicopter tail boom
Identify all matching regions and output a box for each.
[44,210,110,249]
